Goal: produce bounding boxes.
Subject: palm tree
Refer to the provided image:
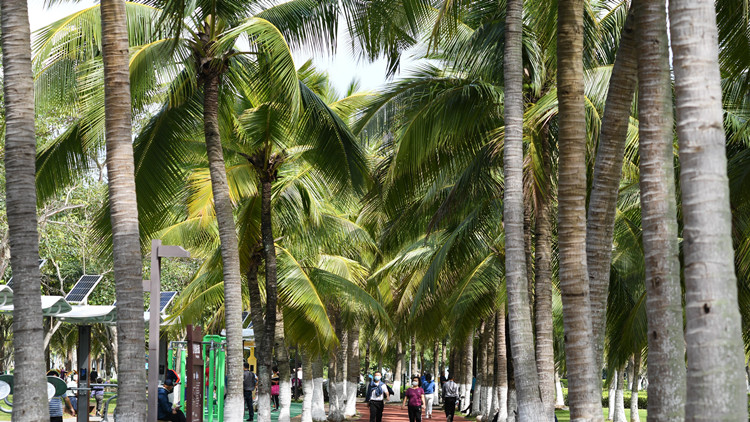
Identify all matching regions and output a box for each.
[585,0,639,373]
[503,0,546,419]
[669,0,749,419]
[635,0,686,419]
[34,3,427,417]
[0,0,50,420]
[556,0,602,419]
[533,132,555,418]
[99,0,148,418]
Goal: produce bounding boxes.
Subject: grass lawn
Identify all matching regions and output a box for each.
[555,408,648,421]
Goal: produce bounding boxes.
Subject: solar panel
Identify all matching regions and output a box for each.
[242,311,250,326]
[7,259,49,288]
[65,275,103,303]
[159,291,177,313]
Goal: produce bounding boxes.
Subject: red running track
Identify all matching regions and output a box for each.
[355,402,469,421]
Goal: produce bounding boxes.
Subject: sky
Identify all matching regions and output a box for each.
[27,0,399,96]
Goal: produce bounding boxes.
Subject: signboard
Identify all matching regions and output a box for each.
[186,325,204,422]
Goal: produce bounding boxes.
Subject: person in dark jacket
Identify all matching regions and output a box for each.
[158,370,186,422]
[243,362,257,421]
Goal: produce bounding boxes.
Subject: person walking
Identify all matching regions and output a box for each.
[402,376,426,422]
[92,378,105,417]
[365,371,390,422]
[243,362,257,421]
[422,373,436,419]
[271,366,280,411]
[48,370,66,422]
[65,373,77,417]
[442,374,459,422]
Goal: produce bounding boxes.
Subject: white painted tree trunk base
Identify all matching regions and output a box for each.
[312,377,326,421]
[258,392,271,422]
[614,386,626,422]
[472,385,483,416]
[482,386,493,419]
[278,379,292,422]
[224,393,245,422]
[344,381,358,417]
[495,386,508,422]
[301,379,313,422]
[555,375,565,407]
[390,381,401,402]
[506,388,517,422]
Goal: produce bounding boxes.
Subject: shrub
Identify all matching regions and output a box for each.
[601,391,648,409]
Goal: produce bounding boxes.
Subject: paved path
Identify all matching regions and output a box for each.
[355,402,468,421]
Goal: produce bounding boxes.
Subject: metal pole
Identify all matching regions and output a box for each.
[147,239,161,422]
[77,325,91,422]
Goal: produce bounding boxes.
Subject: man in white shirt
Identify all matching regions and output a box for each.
[365,371,390,422]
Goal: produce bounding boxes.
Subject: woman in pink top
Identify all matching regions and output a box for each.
[402,376,426,422]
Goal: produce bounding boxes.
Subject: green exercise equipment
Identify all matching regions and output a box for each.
[167,335,229,422]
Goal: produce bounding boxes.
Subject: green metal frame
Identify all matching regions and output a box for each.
[168,335,228,420]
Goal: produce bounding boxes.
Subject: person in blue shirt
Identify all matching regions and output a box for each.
[422,373,436,419]
[158,370,186,422]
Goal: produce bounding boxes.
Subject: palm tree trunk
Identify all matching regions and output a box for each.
[554,372,565,408]
[345,325,360,417]
[312,355,326,421]
[275,308,292,422]
[100,1,148,417]
[557,0,602,419]
[630,352,640,422]
[364,340,371,375]
[613,365,626,422]
[495,309,508,422]
[328,316,346,422]
[203,72,244,420]
[607,370,617,420]
[482,318,495,419]
[586,0,639,373]
[472,321,486,416]
[523,200,535,317]
[301,351,314,422]
[245,249,271,419]
[461,331,473,414]
[433,340,441,402]
[503,0,546,419]
[1,1,49,419]
[636,1,687,419]
[392,341,404,401]
[534,134,556,420]
[669,0,748,419]
[410,335,418,375]
[255,167,281,421]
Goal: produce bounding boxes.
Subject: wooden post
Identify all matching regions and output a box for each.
[186,325,204,422]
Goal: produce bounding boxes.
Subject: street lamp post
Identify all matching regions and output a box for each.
[147,239,189,422]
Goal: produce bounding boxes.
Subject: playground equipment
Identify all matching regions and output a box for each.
[168,325,256,422]
[0,241,188,421]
